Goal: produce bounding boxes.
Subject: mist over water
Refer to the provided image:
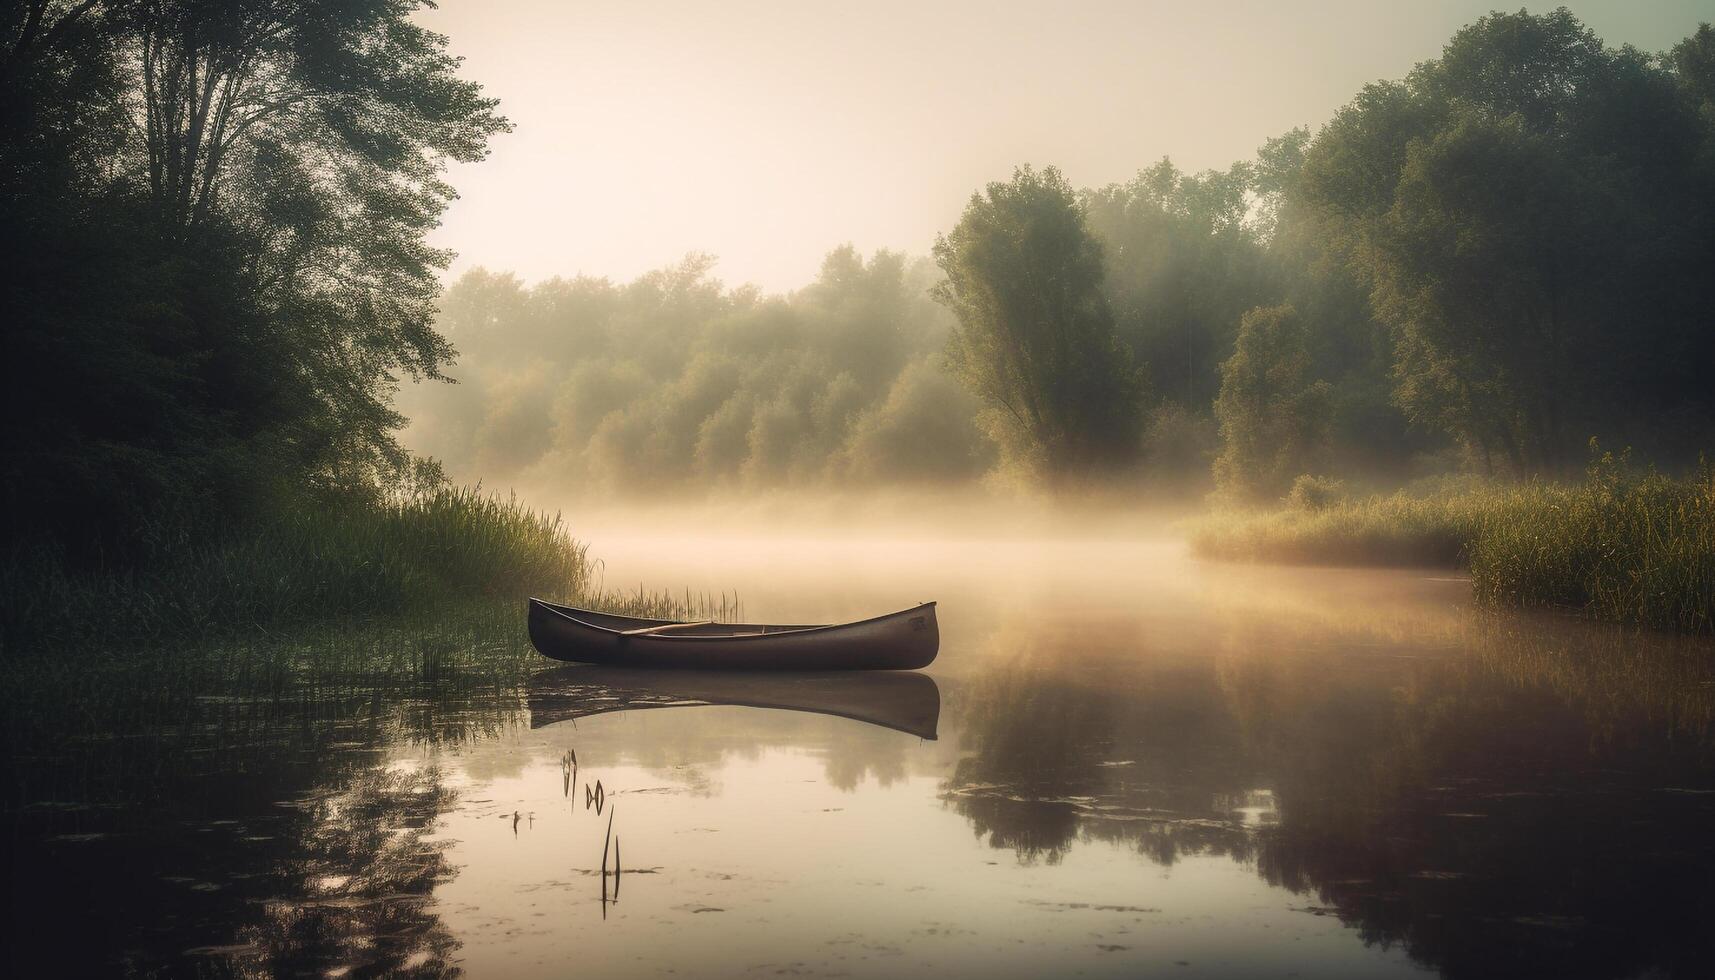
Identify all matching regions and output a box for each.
[421,515,1715,977]
[565,497,1442,641]
[16,505,1713,977]
[451,515,1713,977]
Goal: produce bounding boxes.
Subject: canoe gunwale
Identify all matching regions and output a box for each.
[528,598,937,642]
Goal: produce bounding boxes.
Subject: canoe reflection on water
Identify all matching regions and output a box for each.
[526,665,941,740]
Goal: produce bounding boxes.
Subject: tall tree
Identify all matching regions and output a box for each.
[2,1,506,550]
[932,166,1146,478]
[1295,10,1715,474]
[1251,125,1428,480]
[1082,159,1275,412]
[127,0,509,482]
[1212,305,1332,500]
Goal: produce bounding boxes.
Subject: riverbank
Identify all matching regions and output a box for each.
[0,487,721,651]
[1188,465,1715,634]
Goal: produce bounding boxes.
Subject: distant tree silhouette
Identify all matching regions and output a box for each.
[932,166,1146,479]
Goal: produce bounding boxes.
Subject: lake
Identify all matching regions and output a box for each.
[8,512,1715,977]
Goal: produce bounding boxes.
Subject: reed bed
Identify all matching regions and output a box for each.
[1187,490,1491,568]
[1,486,736,651]
[1467,470,1715,634]
[1188,460,1715,634]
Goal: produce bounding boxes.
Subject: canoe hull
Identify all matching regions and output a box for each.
[527,599,938,670]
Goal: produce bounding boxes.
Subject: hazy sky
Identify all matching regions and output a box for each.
[419,0,1712,293]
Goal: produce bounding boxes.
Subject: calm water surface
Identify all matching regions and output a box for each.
[8,519,1715,977]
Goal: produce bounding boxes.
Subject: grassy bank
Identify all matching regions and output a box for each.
[1188,465,1715,635]
[1,486,726,650]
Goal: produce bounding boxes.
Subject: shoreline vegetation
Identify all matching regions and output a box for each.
[1,487,736,653]
[1188,456,1715,635]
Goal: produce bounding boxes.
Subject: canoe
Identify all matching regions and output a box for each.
[527,665,941,739]
[526,598,938,670]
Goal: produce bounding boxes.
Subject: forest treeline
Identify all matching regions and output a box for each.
[413,9,1715,501]
[398,250,998,494]
[4,4,1713,571]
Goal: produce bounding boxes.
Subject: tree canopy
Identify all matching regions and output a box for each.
[932,166,1146,479]
[1290,8,1715,475]
[2,0,506,551]
[1082,159,1275,413]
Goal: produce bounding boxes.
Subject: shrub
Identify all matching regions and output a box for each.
[1286,474,1347,511]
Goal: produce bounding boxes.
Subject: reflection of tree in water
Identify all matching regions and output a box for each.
[820,723,915,791]
[1232,619,1715,980]
[7,621,527,978]
[943,664,1114,863]
[943,650,1258,866]
[233,766,461,978]
[608,713,918,795]
[945,616,1715,978]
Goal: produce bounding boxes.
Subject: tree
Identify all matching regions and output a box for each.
[1373,115,1606,472]
[1212,305,1332,500]
[1671,24,1715,117]
[932,166,1146,478]
[1293,9,1715,474]
[1,1,507,551]
[1253,125,1429,482]
[126,0,508,483]
[1082,159,1275,412]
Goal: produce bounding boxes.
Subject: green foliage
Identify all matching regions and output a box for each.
[1,1,507,554]
[1,487,589,647]
[1212,306,1333,500]
[1189,454,1715,634]
[1140,403,1218,490]
[1378,113,1605,472]
[397,12,1715,505]
[1293,8,1715,475]
[1253,122,1425,483]
[1468,448,1715,634]
[399,249,994,495]
[843,358,1000,483]
[1671,24,1715,118]
[4,0,1713,620]
[932,166,1147,479]
[1082,158,1277,410]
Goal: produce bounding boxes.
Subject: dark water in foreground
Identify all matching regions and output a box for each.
[7,528,1715,978]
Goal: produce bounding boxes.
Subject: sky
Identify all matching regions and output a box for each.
[418,0,1714,294]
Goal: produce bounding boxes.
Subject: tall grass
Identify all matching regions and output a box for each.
[1188,456,1715,634]
[1187,489,1493,567]
[2,486,594,648]
[1468,466,1714,634]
